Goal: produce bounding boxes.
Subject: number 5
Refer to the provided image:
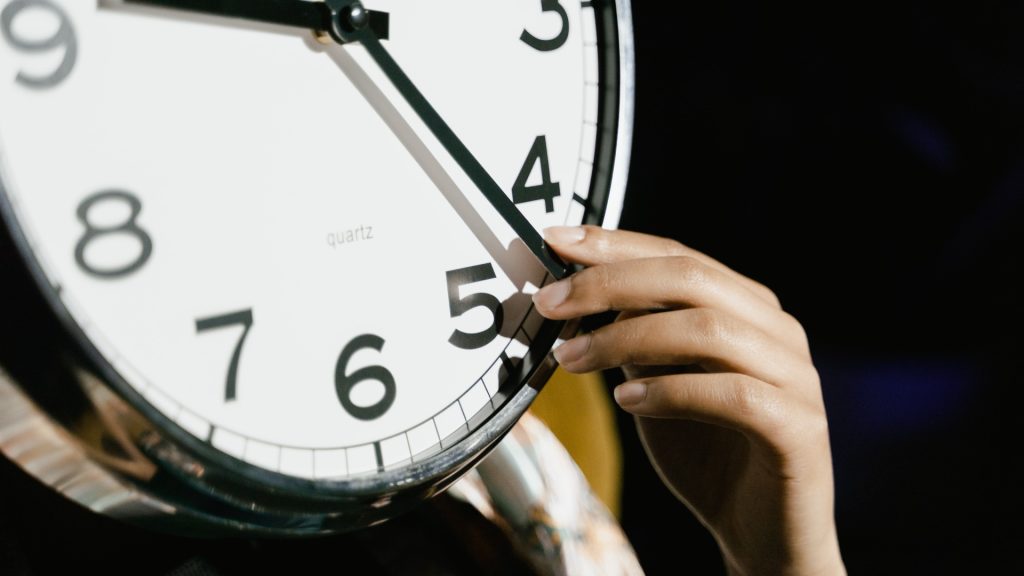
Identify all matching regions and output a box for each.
[447,263,504,350]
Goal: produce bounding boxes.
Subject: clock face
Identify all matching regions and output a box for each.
[0,0,625,484]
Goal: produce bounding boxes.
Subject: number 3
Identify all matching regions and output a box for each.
[521,0,569,52]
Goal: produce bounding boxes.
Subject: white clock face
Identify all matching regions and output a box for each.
[0,0,618,481]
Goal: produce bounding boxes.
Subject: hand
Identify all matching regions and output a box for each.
[533,225,846,576]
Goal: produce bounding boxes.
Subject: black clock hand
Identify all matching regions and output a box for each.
[118,0,390,40]
[322,45,538,294]
[114,0,565,278]
[327,1,570,280]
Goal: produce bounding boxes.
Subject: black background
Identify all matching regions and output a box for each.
[615,0,1022,574]
[3,0,1023,574]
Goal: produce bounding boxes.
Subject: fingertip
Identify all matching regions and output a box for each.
[613,382,647,408]
[543,225,586,245]
[552,334,591,370]
[532,278,571,314]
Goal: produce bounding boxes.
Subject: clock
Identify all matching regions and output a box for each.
[0,0,633,535]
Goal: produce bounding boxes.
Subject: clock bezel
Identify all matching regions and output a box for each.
[0,0,635,534]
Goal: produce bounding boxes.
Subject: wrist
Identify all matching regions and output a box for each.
[721,533,846,576]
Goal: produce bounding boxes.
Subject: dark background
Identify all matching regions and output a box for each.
[3,0,1022,574]
[616,0,1022,574]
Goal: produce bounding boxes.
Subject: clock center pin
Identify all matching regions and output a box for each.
[346,2,370,30]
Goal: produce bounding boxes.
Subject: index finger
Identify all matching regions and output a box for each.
[544,225,781,309]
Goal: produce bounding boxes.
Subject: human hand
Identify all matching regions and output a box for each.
[533,226,846,576]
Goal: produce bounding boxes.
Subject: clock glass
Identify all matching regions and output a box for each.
[0,0,629,497]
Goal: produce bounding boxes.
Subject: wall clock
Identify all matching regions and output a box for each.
[0,0,633,534]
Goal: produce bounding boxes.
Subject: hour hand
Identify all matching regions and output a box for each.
[118,0,390,40]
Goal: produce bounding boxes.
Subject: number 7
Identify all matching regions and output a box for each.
[196,309,254,402]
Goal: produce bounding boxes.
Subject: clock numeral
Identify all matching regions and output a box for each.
[447,263,504,350]
[521,0,568,52]
[196,309,254,402]
[512,135,561,213]
[335,334,396,421]
[74,190,153,278]
[1,0,77,89]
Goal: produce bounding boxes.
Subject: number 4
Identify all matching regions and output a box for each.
[512,135,561,213]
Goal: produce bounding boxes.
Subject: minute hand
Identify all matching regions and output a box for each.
[334,6,570,280]
[120,0,390,39]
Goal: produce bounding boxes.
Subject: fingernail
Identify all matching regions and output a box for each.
[614,383,647,407]
[553,334,591,365]
[544,226,586,245]
[533,279,571,311]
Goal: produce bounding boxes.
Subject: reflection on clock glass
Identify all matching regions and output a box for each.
[0,0,615,480]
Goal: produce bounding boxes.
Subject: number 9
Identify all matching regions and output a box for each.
[1,0,77,89]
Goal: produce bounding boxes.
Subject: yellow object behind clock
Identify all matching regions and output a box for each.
[528,368,622,518]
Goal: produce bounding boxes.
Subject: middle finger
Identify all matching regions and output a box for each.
[553,307,816,389]
[534,256,809,356]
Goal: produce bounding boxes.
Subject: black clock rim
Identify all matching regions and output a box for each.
[0,0,634,535]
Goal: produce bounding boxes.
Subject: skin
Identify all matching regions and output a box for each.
[532,225,847,576]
